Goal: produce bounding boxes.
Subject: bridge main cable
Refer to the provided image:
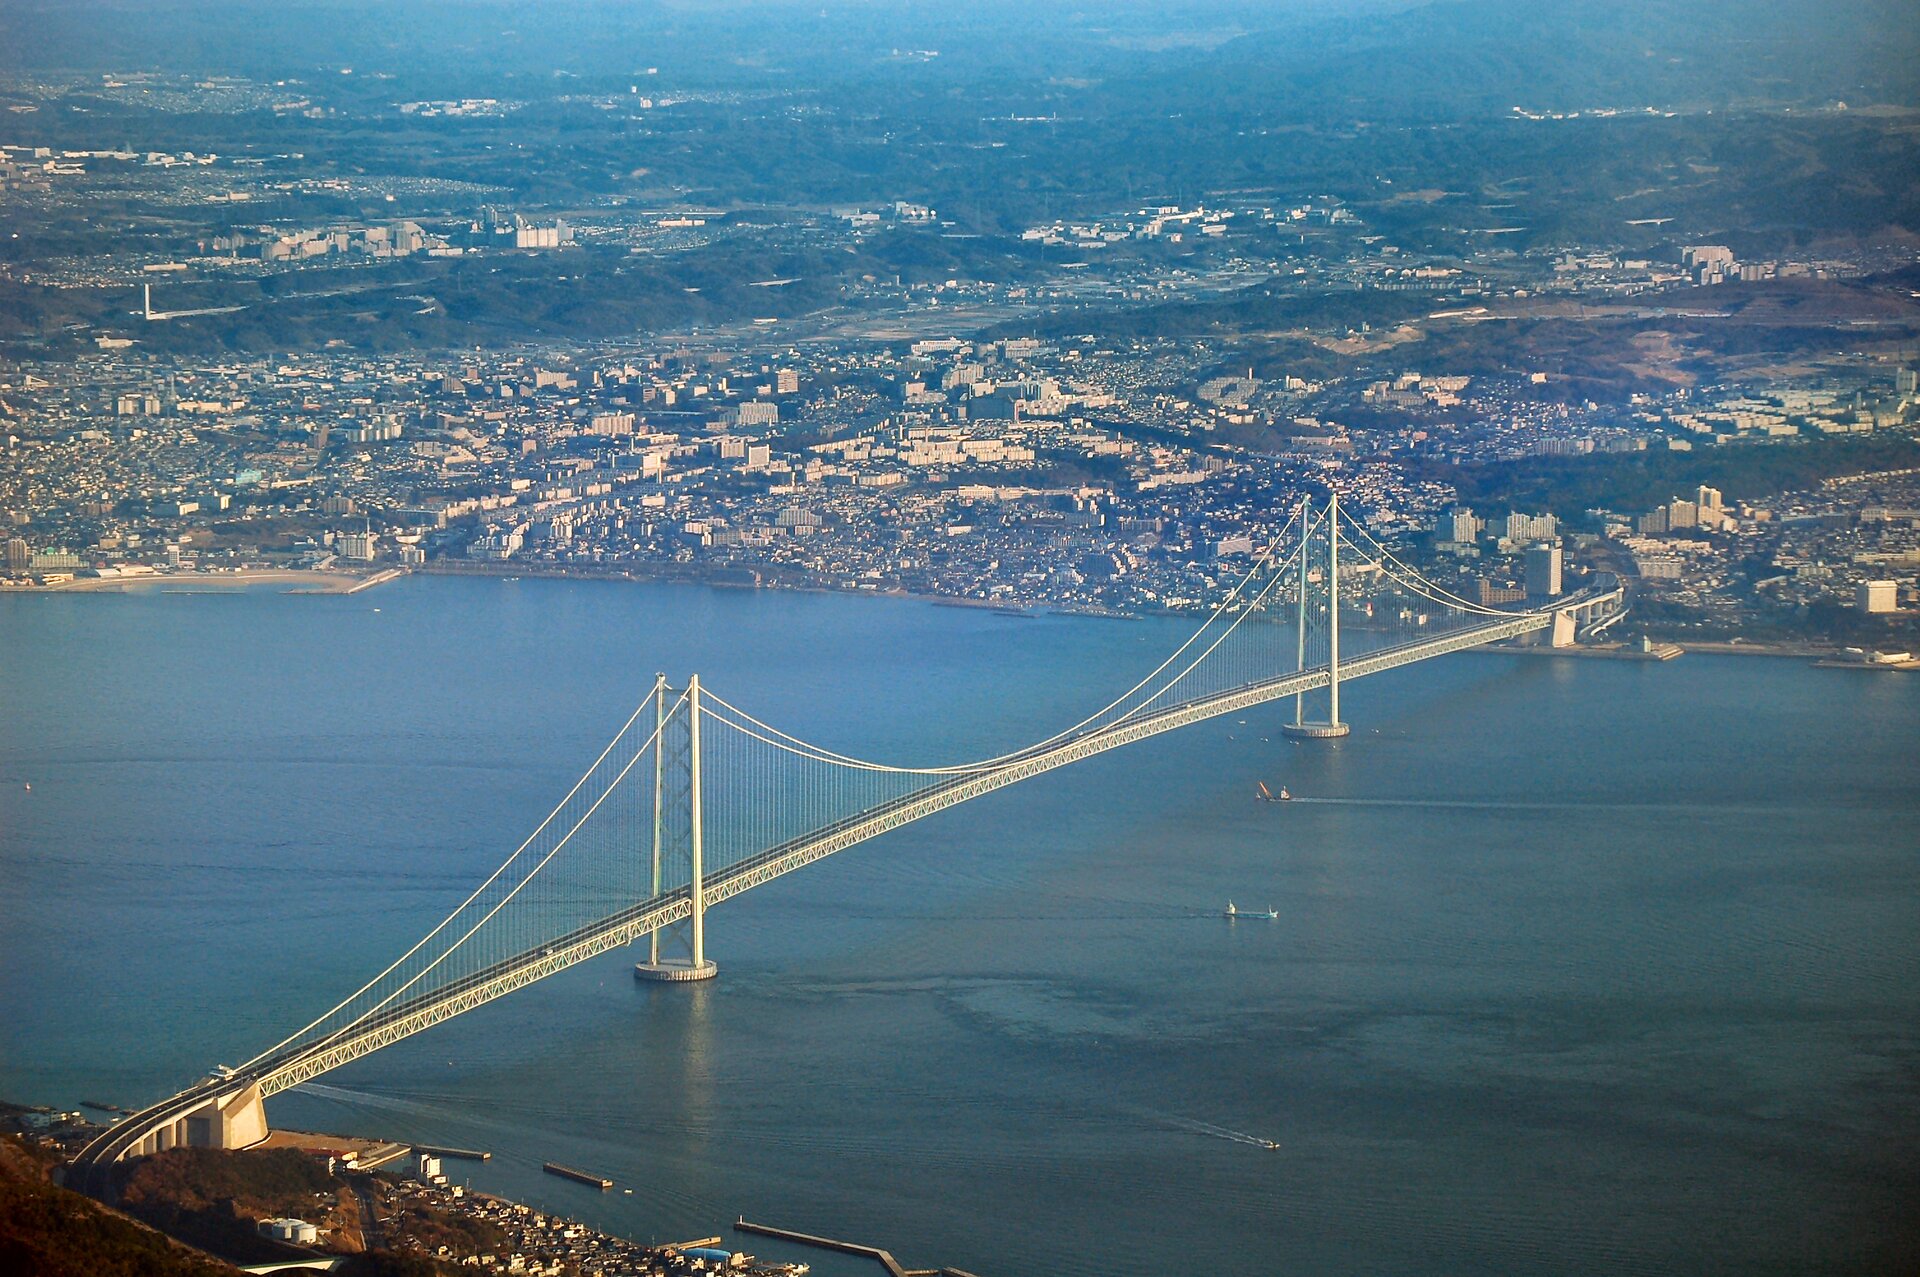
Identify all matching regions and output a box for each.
[692,501,1325,777]
[75,495,1605,1169]
[239,503,1322,1077]
[233,689,686,1077]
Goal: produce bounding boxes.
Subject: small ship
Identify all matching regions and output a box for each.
[1224,901,1278,920]
[1256,781,1292,802]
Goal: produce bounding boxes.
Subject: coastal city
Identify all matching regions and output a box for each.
[4,35,1918,655]
[4,293,1917,652]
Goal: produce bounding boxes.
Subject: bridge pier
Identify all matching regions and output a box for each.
[113,1083,270,1164]
[633,958,717,982]
[191,1083,268,1151]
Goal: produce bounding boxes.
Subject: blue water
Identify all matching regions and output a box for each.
[2,576,1917,1275]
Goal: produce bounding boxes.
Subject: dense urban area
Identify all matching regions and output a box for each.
[6,160,1919,649]
[4,25,1918,652]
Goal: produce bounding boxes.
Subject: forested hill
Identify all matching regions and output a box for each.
[0,1135,237,1277]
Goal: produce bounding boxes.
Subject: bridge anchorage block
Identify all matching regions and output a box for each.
[634,959,718,983]
[1281,721,1350,739]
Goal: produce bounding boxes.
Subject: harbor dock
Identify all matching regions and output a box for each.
[736,1219,907,1277]
[543,1161,613,1190]
[414,1143,491,1161]
[358,1142,413,1171]
[735,1218,984,1277]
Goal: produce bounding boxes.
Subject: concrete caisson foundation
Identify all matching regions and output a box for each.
[633,959,718,982]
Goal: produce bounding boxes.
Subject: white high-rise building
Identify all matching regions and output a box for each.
[1858,580,1898,614]
[1504,511,1556,544]
[728,401,779,427]
[1525,544,1563,599]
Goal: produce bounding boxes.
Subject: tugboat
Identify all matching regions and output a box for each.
[1256,782,1292,803]
[1224,901,1279,920]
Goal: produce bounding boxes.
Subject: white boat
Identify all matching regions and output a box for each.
[1224,901,1278,919]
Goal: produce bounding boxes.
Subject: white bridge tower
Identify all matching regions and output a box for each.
[1283,492,1351,739]
[634,674,718,981]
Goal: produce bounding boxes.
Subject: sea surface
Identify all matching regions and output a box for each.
[2,575,1917,1275]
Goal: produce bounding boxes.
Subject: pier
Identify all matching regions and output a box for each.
[736,1219,908,1277]
[413,1144,491,1161]
[543,1162,613,1190]
[735,1218,983,1277]
[344,567,406,595]
[358,1142,412,1170]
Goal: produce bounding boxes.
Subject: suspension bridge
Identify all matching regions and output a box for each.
[72,496,1620,1180]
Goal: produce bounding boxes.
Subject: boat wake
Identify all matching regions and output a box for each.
[291,1081,452,1119]
[1289,796,1809,815]
[1160,1114,1281,1150]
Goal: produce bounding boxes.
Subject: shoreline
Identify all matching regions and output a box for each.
[413,557,1144,621]
[9,568,406,595]
[12,1108,778,1277]
[1476,640,1829,660]
[419,561,1890,655]
[1677,639,1839,658]
[1476,643,1681,662]
[10,560,1897,661]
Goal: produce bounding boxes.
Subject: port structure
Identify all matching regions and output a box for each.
[70,496,1624,1176]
